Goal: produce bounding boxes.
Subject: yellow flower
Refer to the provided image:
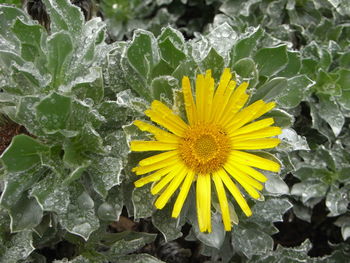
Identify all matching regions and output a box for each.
[130,68,282,232]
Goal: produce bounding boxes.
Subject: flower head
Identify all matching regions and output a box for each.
[130,68,281,232]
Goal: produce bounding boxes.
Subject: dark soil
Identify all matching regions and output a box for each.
[0,119,29,155]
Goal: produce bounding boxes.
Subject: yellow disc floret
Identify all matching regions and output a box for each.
[179,124,230,174]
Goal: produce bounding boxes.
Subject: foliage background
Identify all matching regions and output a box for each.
[0,0,349,262]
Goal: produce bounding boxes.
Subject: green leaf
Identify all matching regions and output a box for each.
[159,38,186,69]
[15,96,45,135]
[277,75,314,108]
[192,213,225,249]
[47,32,73,88]
[30,173,70,214]
[12,18,46,62]
[291,180,328,203]
[59,184,99,240]
[264,172,289,195]
[254,45,288,76]
[337,68,350,91]
[247,240,312,263]
[117,254,164,263]
[127,30,159,78]
[172,59,198,83]
[335,216,350,241]
[232,226,274,259]
[0,230,34,263]
[9,194,43,232]
[264,109,294,128]
[71,69,104,103]
[107,232,157,256]
[158,27,184,48]
[315,70,340,96]
[152,203,182,242]
[249,198,292,225]
[41,0,84,36]
[316,93,344,137]
[325,185,349,217]
[278,51,301,77]
[251,77,288,103]
[232,27,263,62]
[233,57,256,78]
[151,76,178,101]
[36,92,72,132]
[97,186,123,221]
[89,156,122,198]
[151,59,174,78]
[1,134,49,172]
[132,185,156,219]
[0,166,45,210]
[0,5,27,48]
[200,48,225,81]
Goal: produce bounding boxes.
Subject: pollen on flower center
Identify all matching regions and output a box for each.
[179,123,231,174]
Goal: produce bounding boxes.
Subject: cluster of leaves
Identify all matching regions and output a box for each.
[0,0,349,262]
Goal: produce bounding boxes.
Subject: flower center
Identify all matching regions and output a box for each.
[178,123,231,174]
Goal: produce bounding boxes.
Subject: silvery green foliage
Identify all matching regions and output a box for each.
[0,0,147,261]
[0,0,350,262]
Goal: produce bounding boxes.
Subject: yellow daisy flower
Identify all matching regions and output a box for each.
[130,68,282,232]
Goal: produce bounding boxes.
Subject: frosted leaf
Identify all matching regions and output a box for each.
[249,198,292,224]
[132,185,156,219]
[152,203,183,242]
[264,172,289,195]
[291,180,328,203]
[30,174,70,214]
[278,128,310,151]
[193,213,225,249]
[325,185,349,217]
[232,227,273,259]
[59,185,99,240]
[117,89,149,114]
[1,230,34,263]
[89,156,122,198]
[191,36,210,62]
[207,23,237,59]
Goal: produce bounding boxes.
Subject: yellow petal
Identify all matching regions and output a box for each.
[154,168,188,209]
[133,157,178,175]
[224,100,265,131]
[252,101,276,120]
[145,109,185,137]
[212,172,231,231]
[139,150,178,166]
[134,166,174,187]
[195,74,206,122]
[224,162,263,197]
[203,70,215,122]
[212,68,232,112]
[182,76,197,125]
[229,150,281,172]
[203,173,212,233]
[151,100,188,129]
[232,163,267,183]
[232,138,281,150]
[151,163,184,195]
[196,174,205,232]
[217,169,252,217]
[133,120,179,143]
[172,170,195,218]
[230,118,275,137]
[130,141,177,152]
[219,82,249,124]
[232,126,282,141]
[212,80,237,122]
